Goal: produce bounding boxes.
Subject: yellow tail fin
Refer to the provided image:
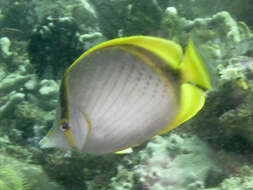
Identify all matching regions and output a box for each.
[180,37,211,90]
[159,37,212,135]
[159,83,206,134]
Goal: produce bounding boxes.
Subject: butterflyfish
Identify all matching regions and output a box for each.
[39,35,211,155]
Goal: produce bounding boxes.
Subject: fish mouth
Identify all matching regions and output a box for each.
[39,132,72,149]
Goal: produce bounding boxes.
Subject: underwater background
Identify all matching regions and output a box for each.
[1,0,253,189]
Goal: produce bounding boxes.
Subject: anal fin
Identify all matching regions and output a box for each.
[115,147,133,154]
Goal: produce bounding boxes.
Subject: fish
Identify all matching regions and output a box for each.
[39,35,211,155]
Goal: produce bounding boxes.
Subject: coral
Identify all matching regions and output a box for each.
[0,36,57,142]
[28,16,83,77]
[0,155,62,190]
[123,0,163,36]
[79,32,106,50]
[0,91,25,118]
[90,0,163,37]
[89,0,129,38]
[156,0,253,27]
[206,166,253,190]
[0,37,12,57]
[0,156,28,190]
[109,134,221,190]
[1,0,253,189]
[0,166,27,190]
[161,10,251,49]
[189,55,253,154]
[25,0,102,77]
[0,73,30,93]
[24,74,38,91]
[135,134,220,190]
[39,79,59,97]
[15,101,55,126]
[184,43,253,190]
[0,0,97,37]
[218,63,253,144]
[110,165,135,190]
[33,150,123,190]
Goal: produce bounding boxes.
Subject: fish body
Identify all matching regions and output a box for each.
[40,36,211,154]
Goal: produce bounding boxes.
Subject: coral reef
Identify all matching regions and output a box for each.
[161,9,252,50]
[0,155,62,190]
[28,16,83,77]
[206,166,253,190]
[0,37,12,56]
[0,35,58,142]
[0,0,253,190]
[156,0,253,27]
[189,55,253,154]
[0,162,27,190]
[90,0,164,37]
[109,134,221,190]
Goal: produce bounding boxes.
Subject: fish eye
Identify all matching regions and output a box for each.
[59,122,70,132]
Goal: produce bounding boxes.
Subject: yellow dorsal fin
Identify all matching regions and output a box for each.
[67,36,183,73]
[159,37,211,135]
[180,37,211,90]
[159,83,205,135]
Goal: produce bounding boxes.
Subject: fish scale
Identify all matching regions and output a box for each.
[89,48,149,127]
[68,54,101,113]
[107,66,158,127]
[92,51,141,125]
[103,64,145,124]
[90,50,134,124]
[89,57,122,121]
[93,60,136,124]
[81,53,109,116]
[87,51,121,118]
[110,75,171,140]
[108,50,173,129]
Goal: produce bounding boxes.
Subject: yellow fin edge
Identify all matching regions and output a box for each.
[180,37,211,90]
[80,110,92,135]
[115,148,133,154]
[66,36,183,74]
[159,83,206,135]
[64,130,76,148]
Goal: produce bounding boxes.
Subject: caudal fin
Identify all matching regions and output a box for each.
[180,37,212,90]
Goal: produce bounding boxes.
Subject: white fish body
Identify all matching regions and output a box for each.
[68,47,180,154]
[40,36,211,155]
